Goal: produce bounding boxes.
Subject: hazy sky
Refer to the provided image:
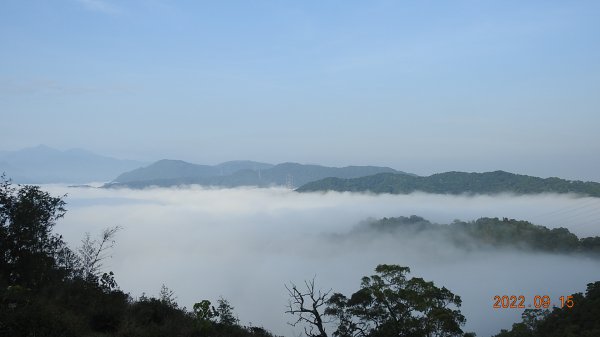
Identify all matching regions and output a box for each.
[2,1,600,180]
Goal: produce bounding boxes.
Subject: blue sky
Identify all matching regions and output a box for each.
[1,0,599,180]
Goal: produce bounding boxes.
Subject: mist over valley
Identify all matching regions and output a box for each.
[3,1,600,335]
[47,185,600,337]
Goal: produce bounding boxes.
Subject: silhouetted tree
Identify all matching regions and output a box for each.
[286,278,332,337]
[0,174,73,287]
[217,297,240,325]
[78,226,120,284]
[326,265,469,337]
[158,283,178,308]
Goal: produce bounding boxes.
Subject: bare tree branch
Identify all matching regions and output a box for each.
[285,277,331,337]
[78,226,120,282]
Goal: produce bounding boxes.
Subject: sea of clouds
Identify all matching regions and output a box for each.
[45,185,600,337]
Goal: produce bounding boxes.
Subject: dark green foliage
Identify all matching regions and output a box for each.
[0,276,129,336]
[0,174,72,288]
[580,236,600,254]
[296,170,600,197]
[193,299,218,332]
[493,310,546,337]
[0,176,280,337]
[493,282,600,337]
[122,296,197,337]
[355,216,600,256]
[324,264,471,337]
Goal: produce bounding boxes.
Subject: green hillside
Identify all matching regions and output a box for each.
[296,170,600,197]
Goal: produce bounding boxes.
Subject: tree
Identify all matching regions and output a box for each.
[78,226,120,285]
[0,174,73,287]
[326,265,468,337]
[194,299,218,330]
[216,297,239,325]
[285,278,332,337]
[325,292,370,337]
[158,284,178,308]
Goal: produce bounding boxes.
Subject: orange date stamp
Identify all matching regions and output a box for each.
[493,295,574,309]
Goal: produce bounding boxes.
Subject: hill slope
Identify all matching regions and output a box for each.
[347,215,600,255]
[106,161,405,188]
[296,170,600,197]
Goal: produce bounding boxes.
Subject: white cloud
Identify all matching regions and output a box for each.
[46,186,600,337]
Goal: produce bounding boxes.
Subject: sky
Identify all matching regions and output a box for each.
[1,0,600,180]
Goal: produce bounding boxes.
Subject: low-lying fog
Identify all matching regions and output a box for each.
[47,185,600,337]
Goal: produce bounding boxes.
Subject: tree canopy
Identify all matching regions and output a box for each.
[326,265,469,337]
[287,265,472,337]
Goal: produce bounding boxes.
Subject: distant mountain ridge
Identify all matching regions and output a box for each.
[0,145,145,184]
[112,159,275,184]
[296,170,600,197]
[105,160,406,188]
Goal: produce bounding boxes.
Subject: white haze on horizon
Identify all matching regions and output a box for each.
[45,185,600,337]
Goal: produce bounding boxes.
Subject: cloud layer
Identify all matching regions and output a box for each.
[48,186,600,336]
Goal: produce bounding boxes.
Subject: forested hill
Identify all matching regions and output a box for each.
[349,216,600,256]
[296,170,600,197]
